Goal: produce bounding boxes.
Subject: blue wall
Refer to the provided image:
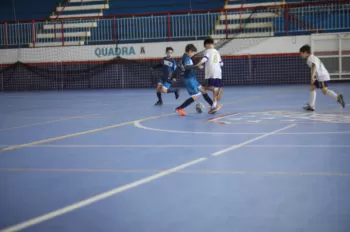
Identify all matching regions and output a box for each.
[0,0,224,21]
[108,0,223,15]
[0,0,325,21]
[0,0,58,21]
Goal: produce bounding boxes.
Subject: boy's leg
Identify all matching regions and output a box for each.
[175,95,199,116]
[207,78,223,114]
[162,81,180,99]
[217,88,224,101]
[320,81,345,108]
[304,82,317,111]
[155,82,163,105]
[198,79,214,107]
[175,79,200,116]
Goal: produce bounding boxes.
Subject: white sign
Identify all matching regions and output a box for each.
[0,35,313,64]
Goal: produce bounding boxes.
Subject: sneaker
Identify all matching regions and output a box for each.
[215,104,223,112]
[175,89,180,100]
[154,100,163,106]
[337,94,345,108]
[175,108,186,116]
[209,104,223,114]
[303,104,315,111]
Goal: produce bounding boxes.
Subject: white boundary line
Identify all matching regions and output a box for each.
[133,120,350,135]
[0,113,175,153]
[212,124,297,156]
[0,90,343,231]
[245,145,350,148]
[1,144,349,148]
[0,157,208,232]
[0,144,230,148]
[133,121,264,135]
[0,124,298,232]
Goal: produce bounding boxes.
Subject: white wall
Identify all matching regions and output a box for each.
[0,35,316,64]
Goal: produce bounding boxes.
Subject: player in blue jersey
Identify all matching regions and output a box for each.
[175,44,214,116]
[151,47,180,106]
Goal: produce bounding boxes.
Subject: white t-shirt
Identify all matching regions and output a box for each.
[307,55,330,81]
[200,48,223,79]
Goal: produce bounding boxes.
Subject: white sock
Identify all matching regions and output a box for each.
[310,90,316,108]
[213,101,217,108]
[326,89,338,100]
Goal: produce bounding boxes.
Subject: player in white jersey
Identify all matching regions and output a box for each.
[299,44,345,111]
[194,37,224,114]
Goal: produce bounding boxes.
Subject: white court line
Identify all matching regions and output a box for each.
[245,145,350,148]
[1,144,349,149]
[0,144,230,148]
[133,120,263,135]
[0,157,208,232]
[0,124,297,232]
[134,121,350,135]
[206,113,240,122]
[212,124,297,156]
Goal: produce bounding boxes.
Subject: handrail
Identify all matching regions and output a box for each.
[55,0,71,20]
[0,0,348,24]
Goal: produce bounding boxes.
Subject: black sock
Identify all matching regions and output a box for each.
[202,93,213,106]
[177,97,194,109]
[157,92,162,101]
[167,88,176,93]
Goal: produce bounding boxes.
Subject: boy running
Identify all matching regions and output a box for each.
[299,44,345,111]
[151,47,180,106]
[175,44,215,116]
[193,37,223,114]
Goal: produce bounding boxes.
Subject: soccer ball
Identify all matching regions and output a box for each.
[196,103,205,113]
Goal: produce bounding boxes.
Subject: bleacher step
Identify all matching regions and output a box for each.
[225,2,286,9]
[29,41,85,48]
[43,22,98,30]
[211,32,273,39]
[56,4,109,12]
[219,12,278,20]
[36,31,91,39]
[215,22,273,30]
[49,13,103,19]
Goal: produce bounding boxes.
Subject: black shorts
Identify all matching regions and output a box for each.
[205,78,222,88]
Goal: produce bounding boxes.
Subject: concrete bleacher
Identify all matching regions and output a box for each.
[210,0,333,39]
[211,0,286,39]
[1,0,348,48]
[29,0,108,47]
[27,0,222,47]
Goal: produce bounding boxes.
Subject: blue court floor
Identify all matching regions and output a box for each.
[0,84,350,232]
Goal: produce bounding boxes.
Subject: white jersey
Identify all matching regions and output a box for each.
[200,48,223,79]
[307,55,330,82]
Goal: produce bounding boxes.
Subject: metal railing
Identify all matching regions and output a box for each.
[0,1,349,48]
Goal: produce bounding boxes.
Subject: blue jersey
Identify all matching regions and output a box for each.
[160,57,176,80]
[180,53,196,79]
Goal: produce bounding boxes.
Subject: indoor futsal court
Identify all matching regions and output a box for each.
[0,84,350,232]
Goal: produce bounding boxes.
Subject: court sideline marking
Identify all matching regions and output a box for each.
[134,121,350,135]
[0,124,295,232]
[0,113,175,153]
[0,87,303,153]
[0,168,349,177]
[0,115,96,132]
[0,106,145,132]
[212,124,296,156]
[0,87,303,132]
[1,144,349,148]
